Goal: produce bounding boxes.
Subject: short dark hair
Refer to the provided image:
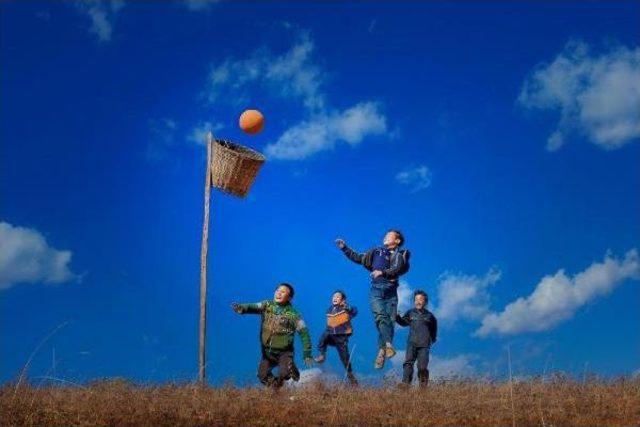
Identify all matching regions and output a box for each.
[414,290,428,303]
[277,282,295,299]
[333,289,347,300]
[388,229,405,246]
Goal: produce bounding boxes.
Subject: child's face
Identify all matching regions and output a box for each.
[383,231,401,249]
[414,294,426,309]
[332,292,344,306]
[274,286,291,304]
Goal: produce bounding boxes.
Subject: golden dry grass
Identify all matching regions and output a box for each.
[2,377,639,426]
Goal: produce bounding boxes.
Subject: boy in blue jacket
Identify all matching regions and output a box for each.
[396,290,437,387]
[336,229,410,369]
[314,290,358,385]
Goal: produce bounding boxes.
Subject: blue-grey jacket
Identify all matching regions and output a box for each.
[396,308,437,348]
[340,245,410,284]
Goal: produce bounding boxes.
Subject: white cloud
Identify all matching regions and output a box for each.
[397,281,414,313]
[395,166,432,192]
[74,0,124,42]
[265,102,387,160]
[205,34,324,110]
[430,354,477,379]
[388,351,476,381]
[184,0,219,11]
[476,249,640,337]
[435,268,501,324]
[518,41,640,151]
[0,222,77,290]
[187,121,225,145]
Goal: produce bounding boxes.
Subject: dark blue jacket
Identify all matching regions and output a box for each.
[396,308,437,348]
[341,245,410,284]
[325,304,358,335]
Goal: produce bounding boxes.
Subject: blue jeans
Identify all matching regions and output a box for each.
[369,284,398,349]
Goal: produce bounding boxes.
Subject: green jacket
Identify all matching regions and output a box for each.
[237,300,312,359]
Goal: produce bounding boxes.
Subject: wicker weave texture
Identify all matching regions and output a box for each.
[210,139,266,198]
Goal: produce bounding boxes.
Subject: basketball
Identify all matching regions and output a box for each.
[239,109,265,135]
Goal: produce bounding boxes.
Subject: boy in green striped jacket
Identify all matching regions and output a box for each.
[232,283,314,388]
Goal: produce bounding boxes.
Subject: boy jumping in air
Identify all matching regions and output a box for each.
[231,283,313,388]
[396,290,437,387]
[335,229,410,369]
[314,290,358,385]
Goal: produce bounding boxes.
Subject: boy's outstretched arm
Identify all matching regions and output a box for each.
[348,305,358,318]
[395,311,410,327]
[335,238,365,265]
[295,317,313,364]
[231,301,266,314]
[430,315,438,344]
[382,250,410,280]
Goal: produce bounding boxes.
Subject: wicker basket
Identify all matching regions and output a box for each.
[210,139,266,198]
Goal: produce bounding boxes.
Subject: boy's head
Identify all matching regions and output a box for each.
[383,229,404,249]
[414,290,428,309]
[332,290,347,306]
[274,283,294,304]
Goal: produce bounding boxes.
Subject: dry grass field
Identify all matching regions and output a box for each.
[2,377,639,426]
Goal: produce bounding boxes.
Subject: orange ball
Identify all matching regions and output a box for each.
[239,109,265,135]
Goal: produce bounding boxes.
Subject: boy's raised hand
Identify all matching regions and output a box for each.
[231,303,243,314]
[335,238,346,249]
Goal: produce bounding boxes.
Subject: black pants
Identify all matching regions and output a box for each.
[318,332,353,374]
[257,350,299,388]
[402,343,429,386]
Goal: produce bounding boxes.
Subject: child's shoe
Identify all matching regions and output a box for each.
[314,354,326,364]
[374,348,386,369]
[384,343,396,358]
[347,372,358,386]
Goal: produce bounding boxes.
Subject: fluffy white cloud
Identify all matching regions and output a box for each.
[518,41,640,151]
[187,121,225,145]
[389,351,476,381]
[397,281,414,313]
[265,102,387,160]
[205,34,324,111]
[0,222,77,290]
[184,0,219,11]
[435,269,501,323]
[74,0,124,42]
[476,249,640,337]
[395,166,432,192]
[203,32,390,160]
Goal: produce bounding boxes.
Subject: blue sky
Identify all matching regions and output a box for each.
[1,1,639,385]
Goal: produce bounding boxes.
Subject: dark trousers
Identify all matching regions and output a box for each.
[402,344,430,386]
[318,332,354,374]
[257,350,299,388]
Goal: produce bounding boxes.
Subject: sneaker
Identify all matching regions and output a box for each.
[374,348,385,369]
[384,343,396,359]
[314,354,326,364]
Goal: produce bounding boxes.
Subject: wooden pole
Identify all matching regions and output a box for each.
[198,132,213,385]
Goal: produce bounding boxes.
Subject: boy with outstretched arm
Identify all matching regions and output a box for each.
[396,290,437,387]
[231,283,314,388]
[314,290,358,385]
[336,229,410,369]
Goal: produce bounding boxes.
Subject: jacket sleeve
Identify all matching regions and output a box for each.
[395,310,411,327]
[236,301,266,314]
[382,250,410,279]
[429,314,438,344]
[341,245,365,265]
[348,305,358,318]
[295,317,313,359]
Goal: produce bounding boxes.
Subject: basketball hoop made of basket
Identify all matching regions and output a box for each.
[210,139,266,198]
